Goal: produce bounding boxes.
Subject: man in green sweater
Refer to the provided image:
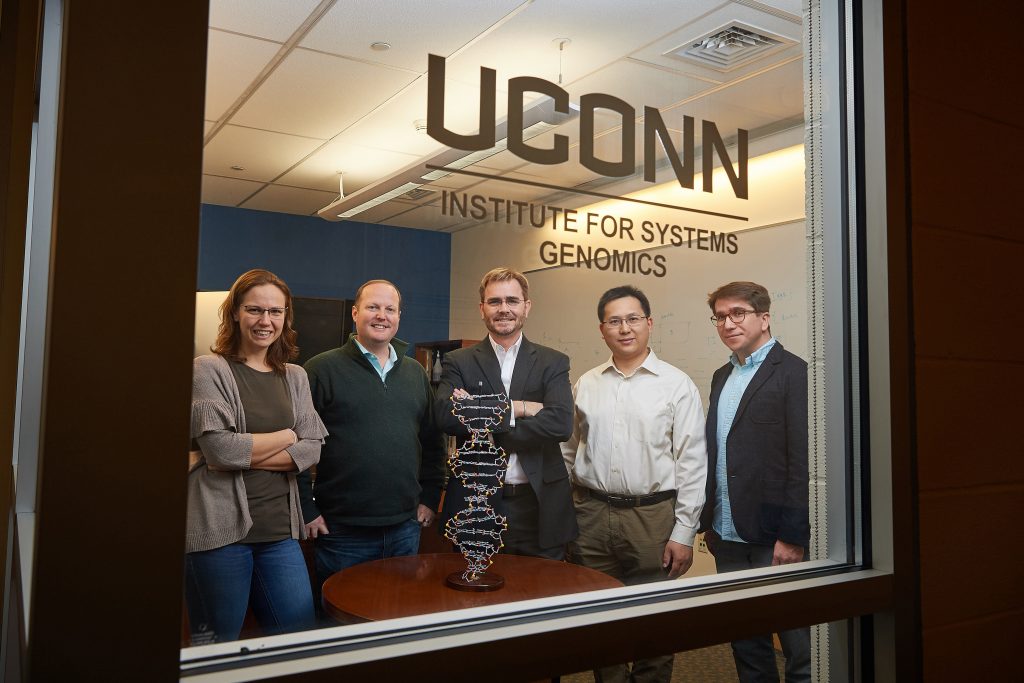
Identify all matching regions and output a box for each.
[297,280,445,594]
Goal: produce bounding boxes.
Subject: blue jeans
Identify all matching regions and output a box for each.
[184,539,315,645]
[314,517,421,588]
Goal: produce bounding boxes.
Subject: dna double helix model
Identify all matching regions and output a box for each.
[443,392,510,590]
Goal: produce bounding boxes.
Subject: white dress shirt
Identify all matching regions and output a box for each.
[489,334,528,484]
[561,349,708,546]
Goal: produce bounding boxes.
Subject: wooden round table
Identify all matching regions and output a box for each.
[322,552,623,623]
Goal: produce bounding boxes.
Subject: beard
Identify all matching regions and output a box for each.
[486,313,523,338]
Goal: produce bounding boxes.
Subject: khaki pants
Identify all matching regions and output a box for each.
[570,489,675,683]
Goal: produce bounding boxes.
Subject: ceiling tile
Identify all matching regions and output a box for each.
[443,0,711,87]
[691,59,804,122]
[652,59,804,141]
[346,193,482,232]
[203,125,324,182]
[201,0,805,225]
[629,3,801,83]
[276,140,420,194]
[566,60,711,114]
[277,75,519,194]
[202,175,266,207]
[747,0,802,19]
[231,49,416,139]
[339,77,511,158]
[241,184,341,215]
[417,171,488,193]
[299,0,525,72]
[205,30,282,121]
[506,157,604,191]
[209,0,325,42]
[449,170,559,204]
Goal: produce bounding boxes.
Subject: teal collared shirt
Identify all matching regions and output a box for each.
[353,338,397,382]
[713,337,777,542]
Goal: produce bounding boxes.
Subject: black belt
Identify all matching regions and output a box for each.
[503,482,533,498]
[585,488,675,508]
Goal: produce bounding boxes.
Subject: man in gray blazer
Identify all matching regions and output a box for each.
[700,281,811,683]
[436,267,577,560]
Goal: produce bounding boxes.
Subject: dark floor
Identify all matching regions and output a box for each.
[560,643,785,682]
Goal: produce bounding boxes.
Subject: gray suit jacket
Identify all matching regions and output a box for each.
[436,337,578,549]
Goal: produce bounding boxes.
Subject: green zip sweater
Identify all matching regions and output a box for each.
[297,336,445,527]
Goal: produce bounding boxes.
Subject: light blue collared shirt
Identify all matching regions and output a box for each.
[713,337,776,541]
[353,338,397,382]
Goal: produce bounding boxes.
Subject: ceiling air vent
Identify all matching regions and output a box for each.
[666,22,792,72]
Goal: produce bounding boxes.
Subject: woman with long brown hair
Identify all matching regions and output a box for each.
[185,269,327,644]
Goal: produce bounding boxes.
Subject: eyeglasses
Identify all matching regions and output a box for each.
[483,297,524,308]
[241,305,287,319]
[710,308,758,327]
[601,315,648,329]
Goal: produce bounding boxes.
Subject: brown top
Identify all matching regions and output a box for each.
[229,361,292,543]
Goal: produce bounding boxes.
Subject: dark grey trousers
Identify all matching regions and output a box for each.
[496,484,566,561]
[710,537,811,683]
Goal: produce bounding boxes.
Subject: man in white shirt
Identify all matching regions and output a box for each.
[562,285,707,683]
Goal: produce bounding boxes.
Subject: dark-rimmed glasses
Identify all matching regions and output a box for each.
[710,308,758,327]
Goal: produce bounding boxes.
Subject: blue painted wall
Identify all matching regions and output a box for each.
[198,204,451,354]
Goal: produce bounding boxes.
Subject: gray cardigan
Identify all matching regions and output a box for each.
[186,354,327,553]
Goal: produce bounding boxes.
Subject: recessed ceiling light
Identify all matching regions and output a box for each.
[230,165,245,171]
[370,42,391,51]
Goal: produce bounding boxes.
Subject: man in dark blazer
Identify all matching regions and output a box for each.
[700,281,811,683]
[436,267,577,560]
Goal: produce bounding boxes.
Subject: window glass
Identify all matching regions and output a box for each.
[185,0,856,670]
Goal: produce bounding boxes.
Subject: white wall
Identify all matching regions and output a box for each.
[448,144,808,404]
[194,291,228,358]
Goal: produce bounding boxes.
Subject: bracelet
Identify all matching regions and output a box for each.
[520,400,527,418]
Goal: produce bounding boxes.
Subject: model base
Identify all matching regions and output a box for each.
[445,570,505,592]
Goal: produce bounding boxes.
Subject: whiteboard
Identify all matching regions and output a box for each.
[523,220,807,408]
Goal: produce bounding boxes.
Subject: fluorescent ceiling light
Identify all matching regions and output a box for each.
[318,97,579,222]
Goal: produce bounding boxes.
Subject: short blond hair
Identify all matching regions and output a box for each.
[478,267,529,302]
[355,279,402,309]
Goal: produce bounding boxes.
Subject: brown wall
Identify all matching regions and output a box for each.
[23,3,208,680]
[903,1,1024,679]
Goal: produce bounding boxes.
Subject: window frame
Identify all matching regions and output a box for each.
[14,0,912,679]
